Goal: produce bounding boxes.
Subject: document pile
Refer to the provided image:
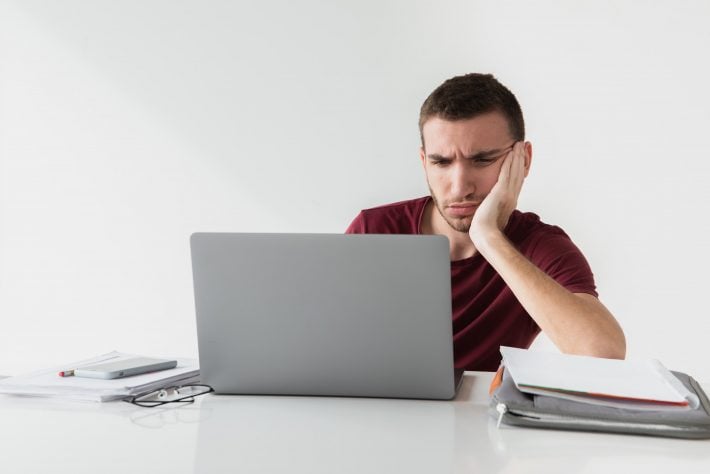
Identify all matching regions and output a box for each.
[0,351,199,402]
[490,347,710,439]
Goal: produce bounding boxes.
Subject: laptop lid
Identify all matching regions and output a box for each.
[190,232,458,400]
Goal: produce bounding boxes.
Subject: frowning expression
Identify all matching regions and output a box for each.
[420,111,523,233]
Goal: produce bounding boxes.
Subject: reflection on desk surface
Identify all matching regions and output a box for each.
[0,373,709,474]
[195,395,457,473]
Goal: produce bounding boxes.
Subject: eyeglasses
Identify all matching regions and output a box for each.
[125,384,214,408]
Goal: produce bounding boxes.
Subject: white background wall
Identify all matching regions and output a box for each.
[1,1,709,379]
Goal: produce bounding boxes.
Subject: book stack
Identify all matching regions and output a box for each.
[491,347,710,439]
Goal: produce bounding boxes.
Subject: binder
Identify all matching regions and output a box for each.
[490,368,710,439]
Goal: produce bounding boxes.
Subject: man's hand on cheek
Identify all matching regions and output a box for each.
[469,141,527,247]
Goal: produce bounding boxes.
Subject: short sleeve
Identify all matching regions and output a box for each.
[526,230,598,297]
[345,212,366,234]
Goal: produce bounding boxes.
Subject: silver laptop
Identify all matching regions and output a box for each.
[190,233,463,400]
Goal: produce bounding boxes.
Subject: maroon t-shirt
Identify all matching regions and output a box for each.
[346,196,598,371]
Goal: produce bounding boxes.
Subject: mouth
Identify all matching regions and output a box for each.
[446,203,479,217]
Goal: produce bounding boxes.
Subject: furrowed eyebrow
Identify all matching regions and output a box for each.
[464,147,512,160]
[427,146,512,162]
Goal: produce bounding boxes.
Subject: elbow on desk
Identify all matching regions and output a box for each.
[566,333,627,360]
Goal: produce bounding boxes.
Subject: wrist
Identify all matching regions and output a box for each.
[469,226,506,256]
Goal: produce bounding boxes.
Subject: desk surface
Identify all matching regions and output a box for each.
[1,371,708,474]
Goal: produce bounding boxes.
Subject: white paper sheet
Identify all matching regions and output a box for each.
[500,346,699,409]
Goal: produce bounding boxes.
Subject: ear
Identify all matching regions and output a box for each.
[523,141,533,177]
[419,146,426,170]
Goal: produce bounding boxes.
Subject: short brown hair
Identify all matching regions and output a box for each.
[418,73,525,146]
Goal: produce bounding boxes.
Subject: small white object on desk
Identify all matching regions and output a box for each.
[72,357,178,379]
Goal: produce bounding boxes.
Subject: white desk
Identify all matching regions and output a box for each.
[1,372,708,473]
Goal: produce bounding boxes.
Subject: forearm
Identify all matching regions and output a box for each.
[475,230,626,359]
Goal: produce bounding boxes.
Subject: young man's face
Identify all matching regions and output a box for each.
[419,111,530,233]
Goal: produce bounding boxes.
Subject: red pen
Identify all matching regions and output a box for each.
[58,369,75,377]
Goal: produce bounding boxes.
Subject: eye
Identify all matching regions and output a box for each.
[472,158,495,167]
[431,160,450,167]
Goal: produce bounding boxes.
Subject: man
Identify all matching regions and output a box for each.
[346,73,625,371]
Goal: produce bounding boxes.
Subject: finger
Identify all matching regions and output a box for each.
[515,142,527,180]
[499,144,522,204]
[510,142,525,189]
[498,146,515,184]
[502,142,521,191]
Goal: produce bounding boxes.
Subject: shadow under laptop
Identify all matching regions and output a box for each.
[192,394,457,474]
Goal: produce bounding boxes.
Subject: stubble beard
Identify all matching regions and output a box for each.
[428,187,473,234]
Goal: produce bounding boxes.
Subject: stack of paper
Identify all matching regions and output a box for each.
[500,346,699,410]
[0,351,200,402]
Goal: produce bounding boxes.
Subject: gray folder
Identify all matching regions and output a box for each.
[490,368,710,439]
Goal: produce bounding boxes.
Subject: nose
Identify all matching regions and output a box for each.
[449,162,475,199]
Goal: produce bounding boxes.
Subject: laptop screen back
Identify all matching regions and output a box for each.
[191,233,457,399]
